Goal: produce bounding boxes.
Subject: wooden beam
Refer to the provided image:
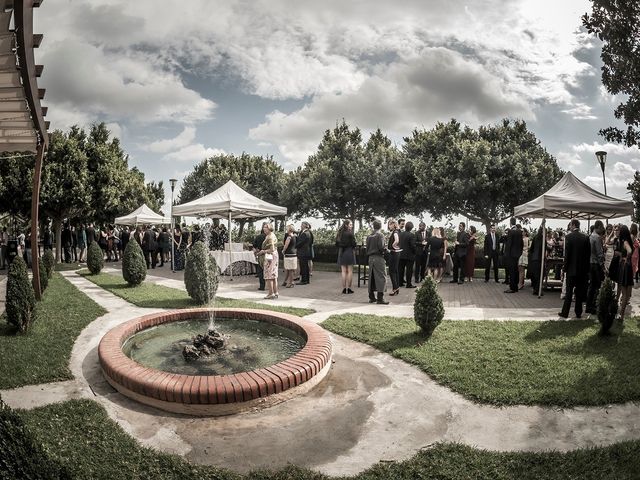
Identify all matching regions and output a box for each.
[38,87,45,99]
[41,106,47,116]
[31,143,44,299]
[35,64,43,77]
[32,34,42,48]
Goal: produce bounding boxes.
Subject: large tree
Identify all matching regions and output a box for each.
[628,171,640,222]
[179,153,284,234]
[405,119,563,230]
[40,130,92,261]
[583,1,640,147]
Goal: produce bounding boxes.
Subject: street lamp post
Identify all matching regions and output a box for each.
[170,178,177,272]
[596,151,607,196]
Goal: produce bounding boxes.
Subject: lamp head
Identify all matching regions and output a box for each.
[169,178,177,192]
[595,151,607,171]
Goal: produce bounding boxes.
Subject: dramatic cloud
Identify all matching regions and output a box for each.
[144,127,197,154]
[583,161,636,191]
[163,144,226,163]
[250,48,534,165]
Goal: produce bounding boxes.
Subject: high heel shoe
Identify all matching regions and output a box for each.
[347,288,354,294]
[264,294,274,299]
[389,289,399,296]
[273,293,279,299]
[342,288,347,294]
[286,284,294,288]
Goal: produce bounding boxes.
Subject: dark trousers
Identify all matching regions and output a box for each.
[414,253,427,282]
[256,263,265,290]
[63,245,71,263]
[399,258,414,286]
[144,249,157,269]
[485,251,499,281]
[529,259,541,294]
[388,252,400,290]
[452,253,466,282]
[299,256,310,283]
[156,248,164,266]
[508,256,519,291]
[586,264,604,312]
[561,274,587,317]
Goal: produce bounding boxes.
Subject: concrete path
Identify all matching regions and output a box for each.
[0,275,6,316]
[3,269,640,475]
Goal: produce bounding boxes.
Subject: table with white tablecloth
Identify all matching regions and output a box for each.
[211,250,258,275]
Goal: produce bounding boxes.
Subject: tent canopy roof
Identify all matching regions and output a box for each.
[514,171,634,220]
[172,180,287,219]
[114,204,170,225]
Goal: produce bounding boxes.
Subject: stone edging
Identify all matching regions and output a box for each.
[98,308,333,415]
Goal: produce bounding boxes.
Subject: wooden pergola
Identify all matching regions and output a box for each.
[1,0,48,298]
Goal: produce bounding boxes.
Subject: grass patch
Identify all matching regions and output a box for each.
[54,262,85,271]
[322,313,640,407]
[16,398,640,480]
[80,271,315,317]
[0,273,106,389]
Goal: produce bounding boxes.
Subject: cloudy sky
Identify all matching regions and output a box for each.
[34,0,638,219]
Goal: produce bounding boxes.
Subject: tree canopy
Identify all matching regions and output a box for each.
[583,1,640,147]
[405,119,562,229]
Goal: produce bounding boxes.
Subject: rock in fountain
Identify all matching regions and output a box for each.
[182,329,228,361]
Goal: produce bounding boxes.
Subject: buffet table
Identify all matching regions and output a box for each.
[211,250,257,275]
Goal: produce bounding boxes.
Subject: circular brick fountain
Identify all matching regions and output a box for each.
[98,308,332,415]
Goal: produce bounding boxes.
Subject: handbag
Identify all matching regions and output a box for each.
[265,253,273,261]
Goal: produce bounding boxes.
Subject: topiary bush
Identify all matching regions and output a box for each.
[597,277,618,335]
[5,256,37,333]
[42,249,55,279]
[0,395,71,479]
[184,241,219,305]
[122,239,147,287]
[86,241,104,275]
[414,276,444,337]
[38,258,48,293]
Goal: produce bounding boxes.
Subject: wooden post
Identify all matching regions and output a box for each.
[31,144,44,299]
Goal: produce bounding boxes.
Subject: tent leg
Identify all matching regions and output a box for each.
[538,218,546,299]
[228,212,233,282]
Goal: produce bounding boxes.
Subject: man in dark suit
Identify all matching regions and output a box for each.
[559,219,591,318]
[414,222,428,283]
[85,223,96,245]
[483,223,499,282]
[528,225,545,295]
[142,224,158,269]
[451,222,469,284]
[296,222,312,284]
[399,221,417,288]
[504,218,523,293]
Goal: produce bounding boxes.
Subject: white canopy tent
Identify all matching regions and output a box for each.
[514,171,634,297]
[172,180,288,280]
[114,204,171,226]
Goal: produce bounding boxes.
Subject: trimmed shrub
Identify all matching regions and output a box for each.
[184,241,219,305]
[414,276,444,337]
[42,249,55,279]
[0,396,71,479]
[86,241,104,275]
[38,258,48,293]
[122,240,147,286]
[597,277,618,335]
[5,256,37,333]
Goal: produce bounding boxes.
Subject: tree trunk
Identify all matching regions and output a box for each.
[238,219,246,239]
[53,218,62,263]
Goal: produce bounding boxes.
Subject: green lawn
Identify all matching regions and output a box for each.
[322,313,640,407]
[54,262,85,272]
[0,273,106,389]
[80,271,315,317]
[15,398,640,480]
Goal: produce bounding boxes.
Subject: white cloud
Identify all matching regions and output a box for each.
[164,144,226,162]
[250,49,534,165]
[144,127,197,153]
[556,152,583,168]
[561,104,597,120]
[39,40,216,130]
[583,161,636,191]
[572,142,640,157]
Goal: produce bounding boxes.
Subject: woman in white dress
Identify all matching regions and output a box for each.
[518,228,529,290]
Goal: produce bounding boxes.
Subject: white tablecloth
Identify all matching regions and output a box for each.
[211,250,257,272]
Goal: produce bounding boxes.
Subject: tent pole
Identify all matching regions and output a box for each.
[228,211,233,282]
[538,217,546,298]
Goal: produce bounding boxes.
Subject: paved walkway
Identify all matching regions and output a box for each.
[1,267,640,475]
